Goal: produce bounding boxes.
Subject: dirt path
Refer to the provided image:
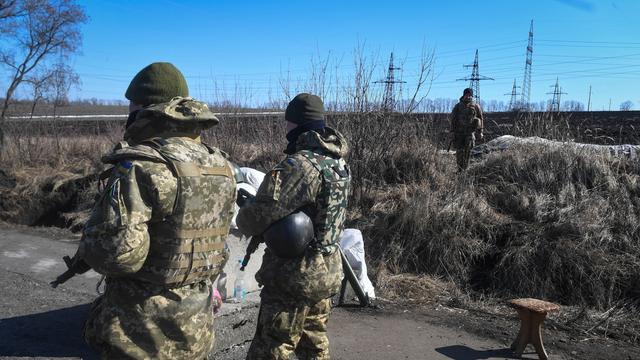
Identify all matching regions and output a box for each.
[0,224,637,360]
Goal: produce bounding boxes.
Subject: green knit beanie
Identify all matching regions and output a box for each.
[285,93,325,125]
[125,62,189,106]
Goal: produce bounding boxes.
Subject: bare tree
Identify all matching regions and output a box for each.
[347,42,378,113]
[0,1,21,21]
[0,0,87,146]
[403,44,435,114]
[619,100,634,111]
[48,62,80,107]
[562,100,585,111]
[24,67,55,118]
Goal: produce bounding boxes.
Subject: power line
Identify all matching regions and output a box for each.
[546,78,567,112]
[456,49,493,103]
[505,78,521,110]
[538,39,640,45]
[521,20,534,110]
[374,52,406,112]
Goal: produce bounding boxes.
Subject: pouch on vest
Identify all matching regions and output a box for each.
[132,138,236,287]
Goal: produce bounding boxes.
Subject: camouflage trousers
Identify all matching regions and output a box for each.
[454,133,475,170]
[246,297,333,360]
[83,277,215,360]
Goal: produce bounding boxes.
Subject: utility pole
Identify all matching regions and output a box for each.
[520,20,534,110]
[587,85,592,111]
[546,77,567,112]
[505,78,521,111]
[375,52,405,112]
[457,49,493,104]
[609,98,612,111]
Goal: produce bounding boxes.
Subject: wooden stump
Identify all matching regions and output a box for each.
[508,298,560,360]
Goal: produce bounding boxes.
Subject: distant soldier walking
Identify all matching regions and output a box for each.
[450,88,484,170]
[72,62,236,358]
[237,93,350,360]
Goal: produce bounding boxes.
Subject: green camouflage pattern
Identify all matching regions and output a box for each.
[256,245,343,305]
[236,126,349,237]
[451,97,483,170]
[451,97,482,136]
[78,98,235,359]
[237,126,350,357]
[246,297,332,360]
[83,278,216,359]
[298,149,350,248]
[128,138,235,286]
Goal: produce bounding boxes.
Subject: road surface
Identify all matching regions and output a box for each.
[0,224,599,360]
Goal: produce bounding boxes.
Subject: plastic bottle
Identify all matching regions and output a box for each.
[216,271,227,301]
[233,259,246,302]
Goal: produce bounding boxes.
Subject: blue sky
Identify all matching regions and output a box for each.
[61,0,640,109]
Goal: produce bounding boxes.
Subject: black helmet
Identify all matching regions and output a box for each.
[229,161,244,184]
[263,211,315,258]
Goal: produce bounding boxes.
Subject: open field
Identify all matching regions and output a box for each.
[5,109,640,146]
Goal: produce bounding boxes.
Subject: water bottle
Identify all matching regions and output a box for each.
[216,271,227,301]
[233,259,246,302]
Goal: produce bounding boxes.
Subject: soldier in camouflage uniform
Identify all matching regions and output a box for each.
[76,62,236,359]
[236,93,350,360]
[450,88,484,170]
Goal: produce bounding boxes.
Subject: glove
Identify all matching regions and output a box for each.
[236,188,256,207]
[212,287,223,314]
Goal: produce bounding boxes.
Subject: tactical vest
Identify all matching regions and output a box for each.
[454,101,479,135]
[299,150,351,247]
[125,138,235,287]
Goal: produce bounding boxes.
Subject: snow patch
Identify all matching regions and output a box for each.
[3,250,29,258]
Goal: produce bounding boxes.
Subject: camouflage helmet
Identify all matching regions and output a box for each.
[263,211,315,258]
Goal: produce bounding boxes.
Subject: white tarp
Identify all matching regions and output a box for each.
[230,167,266,230]
[471,135,640,159]
[339,228,376,299]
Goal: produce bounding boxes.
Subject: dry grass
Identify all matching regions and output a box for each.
[1,112,639,322]
[375,270,454,306]
[0,121,109,225]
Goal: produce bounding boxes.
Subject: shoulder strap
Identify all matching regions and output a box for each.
[101,141,166,165]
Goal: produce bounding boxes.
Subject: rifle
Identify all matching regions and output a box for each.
[50,254,91,288]
[240,235,262,271]
[337,246,370,307]
[236,188,260,271]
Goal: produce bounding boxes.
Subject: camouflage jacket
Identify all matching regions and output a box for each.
[236,126,350,305]
[79,97,235,359]
[451,97,484,135]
